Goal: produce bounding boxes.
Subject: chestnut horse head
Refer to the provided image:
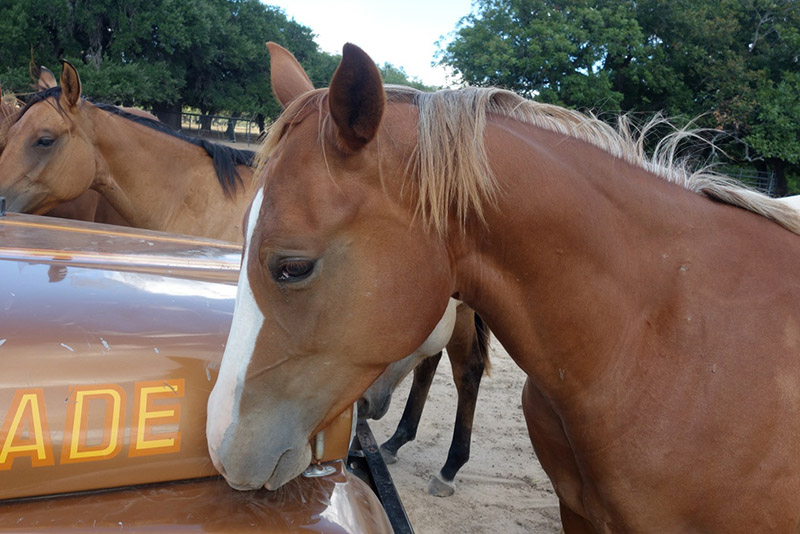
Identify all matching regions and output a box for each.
[209,42,800,532]
[0,61,256,241]
[207,43,455,489]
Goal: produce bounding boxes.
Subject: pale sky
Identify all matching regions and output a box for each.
[264,0,476,87]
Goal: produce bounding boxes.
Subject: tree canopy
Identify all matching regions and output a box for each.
[440,0,800,194]
[0,0,429,125]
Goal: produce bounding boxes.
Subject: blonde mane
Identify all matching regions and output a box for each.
[258,85,800,236]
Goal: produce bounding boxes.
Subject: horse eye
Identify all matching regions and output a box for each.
[34,136,55,148]
[273,259,315,282]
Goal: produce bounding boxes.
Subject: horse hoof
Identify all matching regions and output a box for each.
[380,446,398,464]
[426,473,455,497]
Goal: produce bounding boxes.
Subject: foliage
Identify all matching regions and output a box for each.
[0,0,433,123]
[0,0,312,119]
[380,63,437,91]
[440,0,800,194]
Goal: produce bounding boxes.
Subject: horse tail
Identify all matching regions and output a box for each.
[196,140,256,198]
[474,313,491,377]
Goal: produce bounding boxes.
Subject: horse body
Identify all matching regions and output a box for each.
[208,43,800,532]
[0,63,255,242]
[471,121,800,531]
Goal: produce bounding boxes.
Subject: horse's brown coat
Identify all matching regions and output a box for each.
[0,62,257,242]
[210,43,800,532]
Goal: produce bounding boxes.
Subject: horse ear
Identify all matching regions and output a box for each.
[37,66,57,90]
[267,42,314,108]
[328,43,385,152]
[59,60,82,108]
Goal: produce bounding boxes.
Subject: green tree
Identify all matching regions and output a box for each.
[380,63,437,91]
[439,0,646,111]
[440,0,800,194]
[0,0,339,126]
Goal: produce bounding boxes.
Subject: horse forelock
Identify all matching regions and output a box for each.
[257,84,800,237]
[256,89,328,170]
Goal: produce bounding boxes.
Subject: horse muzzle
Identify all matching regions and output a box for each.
[210,435,312,491]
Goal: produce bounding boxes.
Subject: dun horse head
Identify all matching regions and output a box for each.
[0,61,97,214]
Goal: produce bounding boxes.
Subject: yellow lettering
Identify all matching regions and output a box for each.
[61,385,125,464]
[0,389,54,470]
[129,379,183,457]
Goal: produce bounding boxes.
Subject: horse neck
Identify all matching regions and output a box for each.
[85,106,251,242]
[445,118,735,396]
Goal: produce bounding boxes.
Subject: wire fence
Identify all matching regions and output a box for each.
[725,169,779,197]
[152,111,260,146]
[151,111,793,195]
[180,112,259,145]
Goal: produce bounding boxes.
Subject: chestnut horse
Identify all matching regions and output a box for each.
[208,42,800,532]
[0,61,257,242]
[359,301,490,497]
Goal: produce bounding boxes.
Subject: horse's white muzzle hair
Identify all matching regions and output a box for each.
[206,189,313,490]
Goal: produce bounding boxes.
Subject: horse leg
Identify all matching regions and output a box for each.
[427,310,490,497]
[379,352,442,464]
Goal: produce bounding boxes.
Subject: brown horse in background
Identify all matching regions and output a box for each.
[208,42,800,533]
[13,64,130,226]
[0,61,257,242]
[359,302,490,497]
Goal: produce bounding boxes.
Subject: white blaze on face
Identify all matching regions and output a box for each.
[207,189,265,462]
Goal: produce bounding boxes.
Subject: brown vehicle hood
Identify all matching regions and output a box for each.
[0,213,388,533]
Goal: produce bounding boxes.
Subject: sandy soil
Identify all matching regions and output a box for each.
[369,336,563,534]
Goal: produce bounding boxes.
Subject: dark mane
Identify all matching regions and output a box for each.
[19,87,255,196]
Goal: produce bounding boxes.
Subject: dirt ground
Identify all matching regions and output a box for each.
[369,336,563,534]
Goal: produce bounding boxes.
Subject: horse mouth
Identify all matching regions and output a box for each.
[226,479,264,491]
[263,446,309,491]
[213,443,311,492]
[0,179,47,213]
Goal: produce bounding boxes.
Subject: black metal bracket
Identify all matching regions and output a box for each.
[348,419,414,534]
[0,197,5,217]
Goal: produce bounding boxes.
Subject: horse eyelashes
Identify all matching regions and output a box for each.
[273,259,315,282]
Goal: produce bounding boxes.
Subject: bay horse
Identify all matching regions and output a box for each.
[359,301,490,497]
[207,42,800,532]
[0,61,257,242]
